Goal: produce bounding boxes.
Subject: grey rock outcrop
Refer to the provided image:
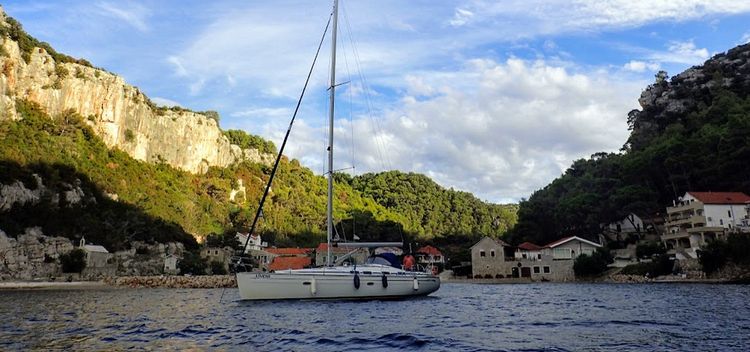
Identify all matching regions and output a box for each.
[0,7,273,173]
[0,228,75,280]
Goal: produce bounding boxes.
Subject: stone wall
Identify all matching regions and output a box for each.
[0,230,186,280]
[106,275,236,288]
[0,227,74,280]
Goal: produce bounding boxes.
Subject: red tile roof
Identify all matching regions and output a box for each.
[266,248,311,256]
[268,256,312,271]
[517,242,542,251]
[416,245,442,256]
[316,243,352,253]
[688,192,750,205]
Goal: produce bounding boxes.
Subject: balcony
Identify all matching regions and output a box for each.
[662,231,690,241]
[666,201,702,215]
[686,226,725,234]
[666,215,706,227]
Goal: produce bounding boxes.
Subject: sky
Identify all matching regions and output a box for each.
[4,1,750,204]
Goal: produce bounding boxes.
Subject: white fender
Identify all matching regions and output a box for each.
[412,277,419,290]
[311,277,317,295]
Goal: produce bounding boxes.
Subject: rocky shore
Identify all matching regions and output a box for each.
[104,275,236,288]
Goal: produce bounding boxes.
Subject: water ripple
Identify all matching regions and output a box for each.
[1,283,749,350]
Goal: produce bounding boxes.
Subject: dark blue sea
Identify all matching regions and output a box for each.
[1,282,749,351]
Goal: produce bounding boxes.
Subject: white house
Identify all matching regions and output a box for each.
[662,191,750,259]
[235,233,268,253]
[607,213,645,234]
[541,236,602,260]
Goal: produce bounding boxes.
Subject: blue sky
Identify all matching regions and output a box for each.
[4,1,750,203]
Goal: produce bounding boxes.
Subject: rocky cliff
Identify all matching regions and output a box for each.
[627,43,750,151]
[0,7,272,173]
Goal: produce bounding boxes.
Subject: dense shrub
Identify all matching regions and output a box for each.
[620,254,673,277]
[0,16,92,66]
[223,129,277,155]
[178,251,207,275]
[60,249,87,273]
[636,241,666,259]
[698,234,750,273]
[573,248,614,277]
[209,261,227,275]
[205,233,241,250]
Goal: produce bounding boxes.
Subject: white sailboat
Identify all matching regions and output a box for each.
[236,0,440,300]
[235,0,440,300]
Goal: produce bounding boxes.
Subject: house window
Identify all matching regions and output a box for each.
[553,248,572,259]
[522,253,527,259]
[435,255,442,261]
[533,266,540,274]
[543,266,550,273]
[728,210,732,217]
[537,254,542,260]
[490,250,495,257]
[720,219,724,225]
[480,250,486,257]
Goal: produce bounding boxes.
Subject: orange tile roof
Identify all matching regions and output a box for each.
[268,256,312,271]
[416,245,442,256]
[266,248,311,256]
[517,242,542,251]
[316,243,352,253]
[688,192,750,204]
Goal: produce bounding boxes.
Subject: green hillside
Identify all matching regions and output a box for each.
[0,13,516,252]
[507,43,750,246]
[0,99,515,250]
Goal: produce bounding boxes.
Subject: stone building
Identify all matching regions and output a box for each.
[470,236,602,281]
[470,237,512,278]
[79,237,111,268]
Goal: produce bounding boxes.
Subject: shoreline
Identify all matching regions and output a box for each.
[0,280,111,290]
[2,275,745,290]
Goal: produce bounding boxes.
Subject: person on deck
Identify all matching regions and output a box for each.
[403,255,415,271]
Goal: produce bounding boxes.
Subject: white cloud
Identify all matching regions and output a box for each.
[231,107,292,119]
[623,60,660,72]
[465,0,750,37]
[95,2,150,32]
[450,8,474,27]
[167,56,188,77]
[742,32,750,44]
[651,40,710,64]
[151,97,181,107]
[278,58,643,202]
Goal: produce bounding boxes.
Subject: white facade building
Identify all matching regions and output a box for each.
[541,236,602,260]
[235,233,268,253]
[662,191,750,259]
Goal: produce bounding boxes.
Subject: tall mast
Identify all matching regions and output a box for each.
[326,0,339,267]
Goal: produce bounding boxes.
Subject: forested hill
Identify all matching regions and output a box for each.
[507,43,750,246]
[0,13,516,251]
[349,171,518,238]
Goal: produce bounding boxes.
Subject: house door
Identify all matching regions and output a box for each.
[521,267,531,278]
[511,267,519,278]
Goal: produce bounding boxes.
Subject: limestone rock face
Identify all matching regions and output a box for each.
[0,8,273,173]
[627,43,750,150]
[0,228,75,280]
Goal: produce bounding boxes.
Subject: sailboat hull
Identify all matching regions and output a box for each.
[236,267,440,300]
